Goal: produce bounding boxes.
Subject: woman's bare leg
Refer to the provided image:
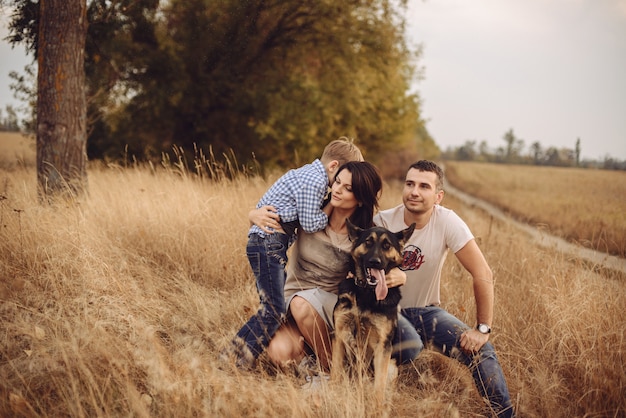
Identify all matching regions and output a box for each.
[289,296,333,371]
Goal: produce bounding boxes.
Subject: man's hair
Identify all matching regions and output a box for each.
[408,160,444,191]
[321,137,364,166]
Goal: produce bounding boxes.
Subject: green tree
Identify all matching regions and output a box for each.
[478,140,490,161]
[9,64,37,132]
[0,105,19,131]
[501,129,514,163]
[83,0,162,159]
[531,141,543,165]
[6,0,428,170]
[456,140,476,161]
[502,128,524,163]
[115,0,425,168]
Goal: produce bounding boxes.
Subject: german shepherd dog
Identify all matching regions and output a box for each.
[331,220,415,405]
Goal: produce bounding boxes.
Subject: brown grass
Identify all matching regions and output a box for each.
[0,143,624,417]
[0,132,36,170]
[445,161,626,257]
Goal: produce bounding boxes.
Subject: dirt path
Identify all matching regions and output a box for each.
[446,183,626,275]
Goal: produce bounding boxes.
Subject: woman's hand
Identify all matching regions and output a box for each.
[249,205,283,234]
[385,268,406,288]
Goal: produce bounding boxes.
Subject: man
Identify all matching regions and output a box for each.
[375,160,514,417]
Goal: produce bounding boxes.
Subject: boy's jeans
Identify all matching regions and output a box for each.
[234,232,291,359]
[397,306,515,418]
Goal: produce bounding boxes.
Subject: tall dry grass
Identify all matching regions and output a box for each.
[0,139,625,417]
[445,161,626,257]
[0,132,35,170]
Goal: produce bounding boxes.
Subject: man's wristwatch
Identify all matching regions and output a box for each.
[477,323,492,334]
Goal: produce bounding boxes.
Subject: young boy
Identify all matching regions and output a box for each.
[224,138,363,370]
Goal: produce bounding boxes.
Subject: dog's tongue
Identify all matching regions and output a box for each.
[371,269,388,300]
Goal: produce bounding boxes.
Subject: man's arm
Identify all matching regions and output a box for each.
[455,239,494,353]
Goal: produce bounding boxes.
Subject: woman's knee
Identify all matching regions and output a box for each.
[289,296,315,322]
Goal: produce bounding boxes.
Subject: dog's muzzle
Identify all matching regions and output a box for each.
[365,267,378,286]
[363,267,388,300]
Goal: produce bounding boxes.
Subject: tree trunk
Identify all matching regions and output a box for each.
[37,0,88,200]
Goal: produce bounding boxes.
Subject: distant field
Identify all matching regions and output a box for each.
[445,161,626,257]
[0,131,36,169]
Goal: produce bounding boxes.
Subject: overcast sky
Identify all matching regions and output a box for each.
[406,0,626,160]
[0,9,31,119]
[2,1,625,160]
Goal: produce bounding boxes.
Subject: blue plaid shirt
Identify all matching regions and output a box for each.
[249,159,329,237]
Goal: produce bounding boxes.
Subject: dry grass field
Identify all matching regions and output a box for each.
[1,134,625,417]
[0,132,35,169]
[445,161,626,258]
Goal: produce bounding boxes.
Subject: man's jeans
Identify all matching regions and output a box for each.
[394,306,515,418]
[234,232,291,359]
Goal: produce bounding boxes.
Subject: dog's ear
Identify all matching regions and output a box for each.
[396,223,416,246]
[345,219,363,242]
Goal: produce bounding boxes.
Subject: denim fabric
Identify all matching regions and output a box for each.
[399,306,514,418]
[234,232,291,358]
[392,314,424,364]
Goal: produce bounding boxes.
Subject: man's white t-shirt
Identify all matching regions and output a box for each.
[373,204,474,309]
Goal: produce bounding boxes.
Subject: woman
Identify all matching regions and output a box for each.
[251,161,420,372]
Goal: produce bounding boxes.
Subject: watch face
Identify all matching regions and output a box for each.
[478,324,491,334]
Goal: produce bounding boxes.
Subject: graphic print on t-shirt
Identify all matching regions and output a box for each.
[400,245,425,271]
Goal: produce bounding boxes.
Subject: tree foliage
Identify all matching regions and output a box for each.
[5,0,437,170]
[0,105,20,131]
[441,128,626,171]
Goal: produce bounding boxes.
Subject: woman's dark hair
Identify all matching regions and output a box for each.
[334,161,382,229]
